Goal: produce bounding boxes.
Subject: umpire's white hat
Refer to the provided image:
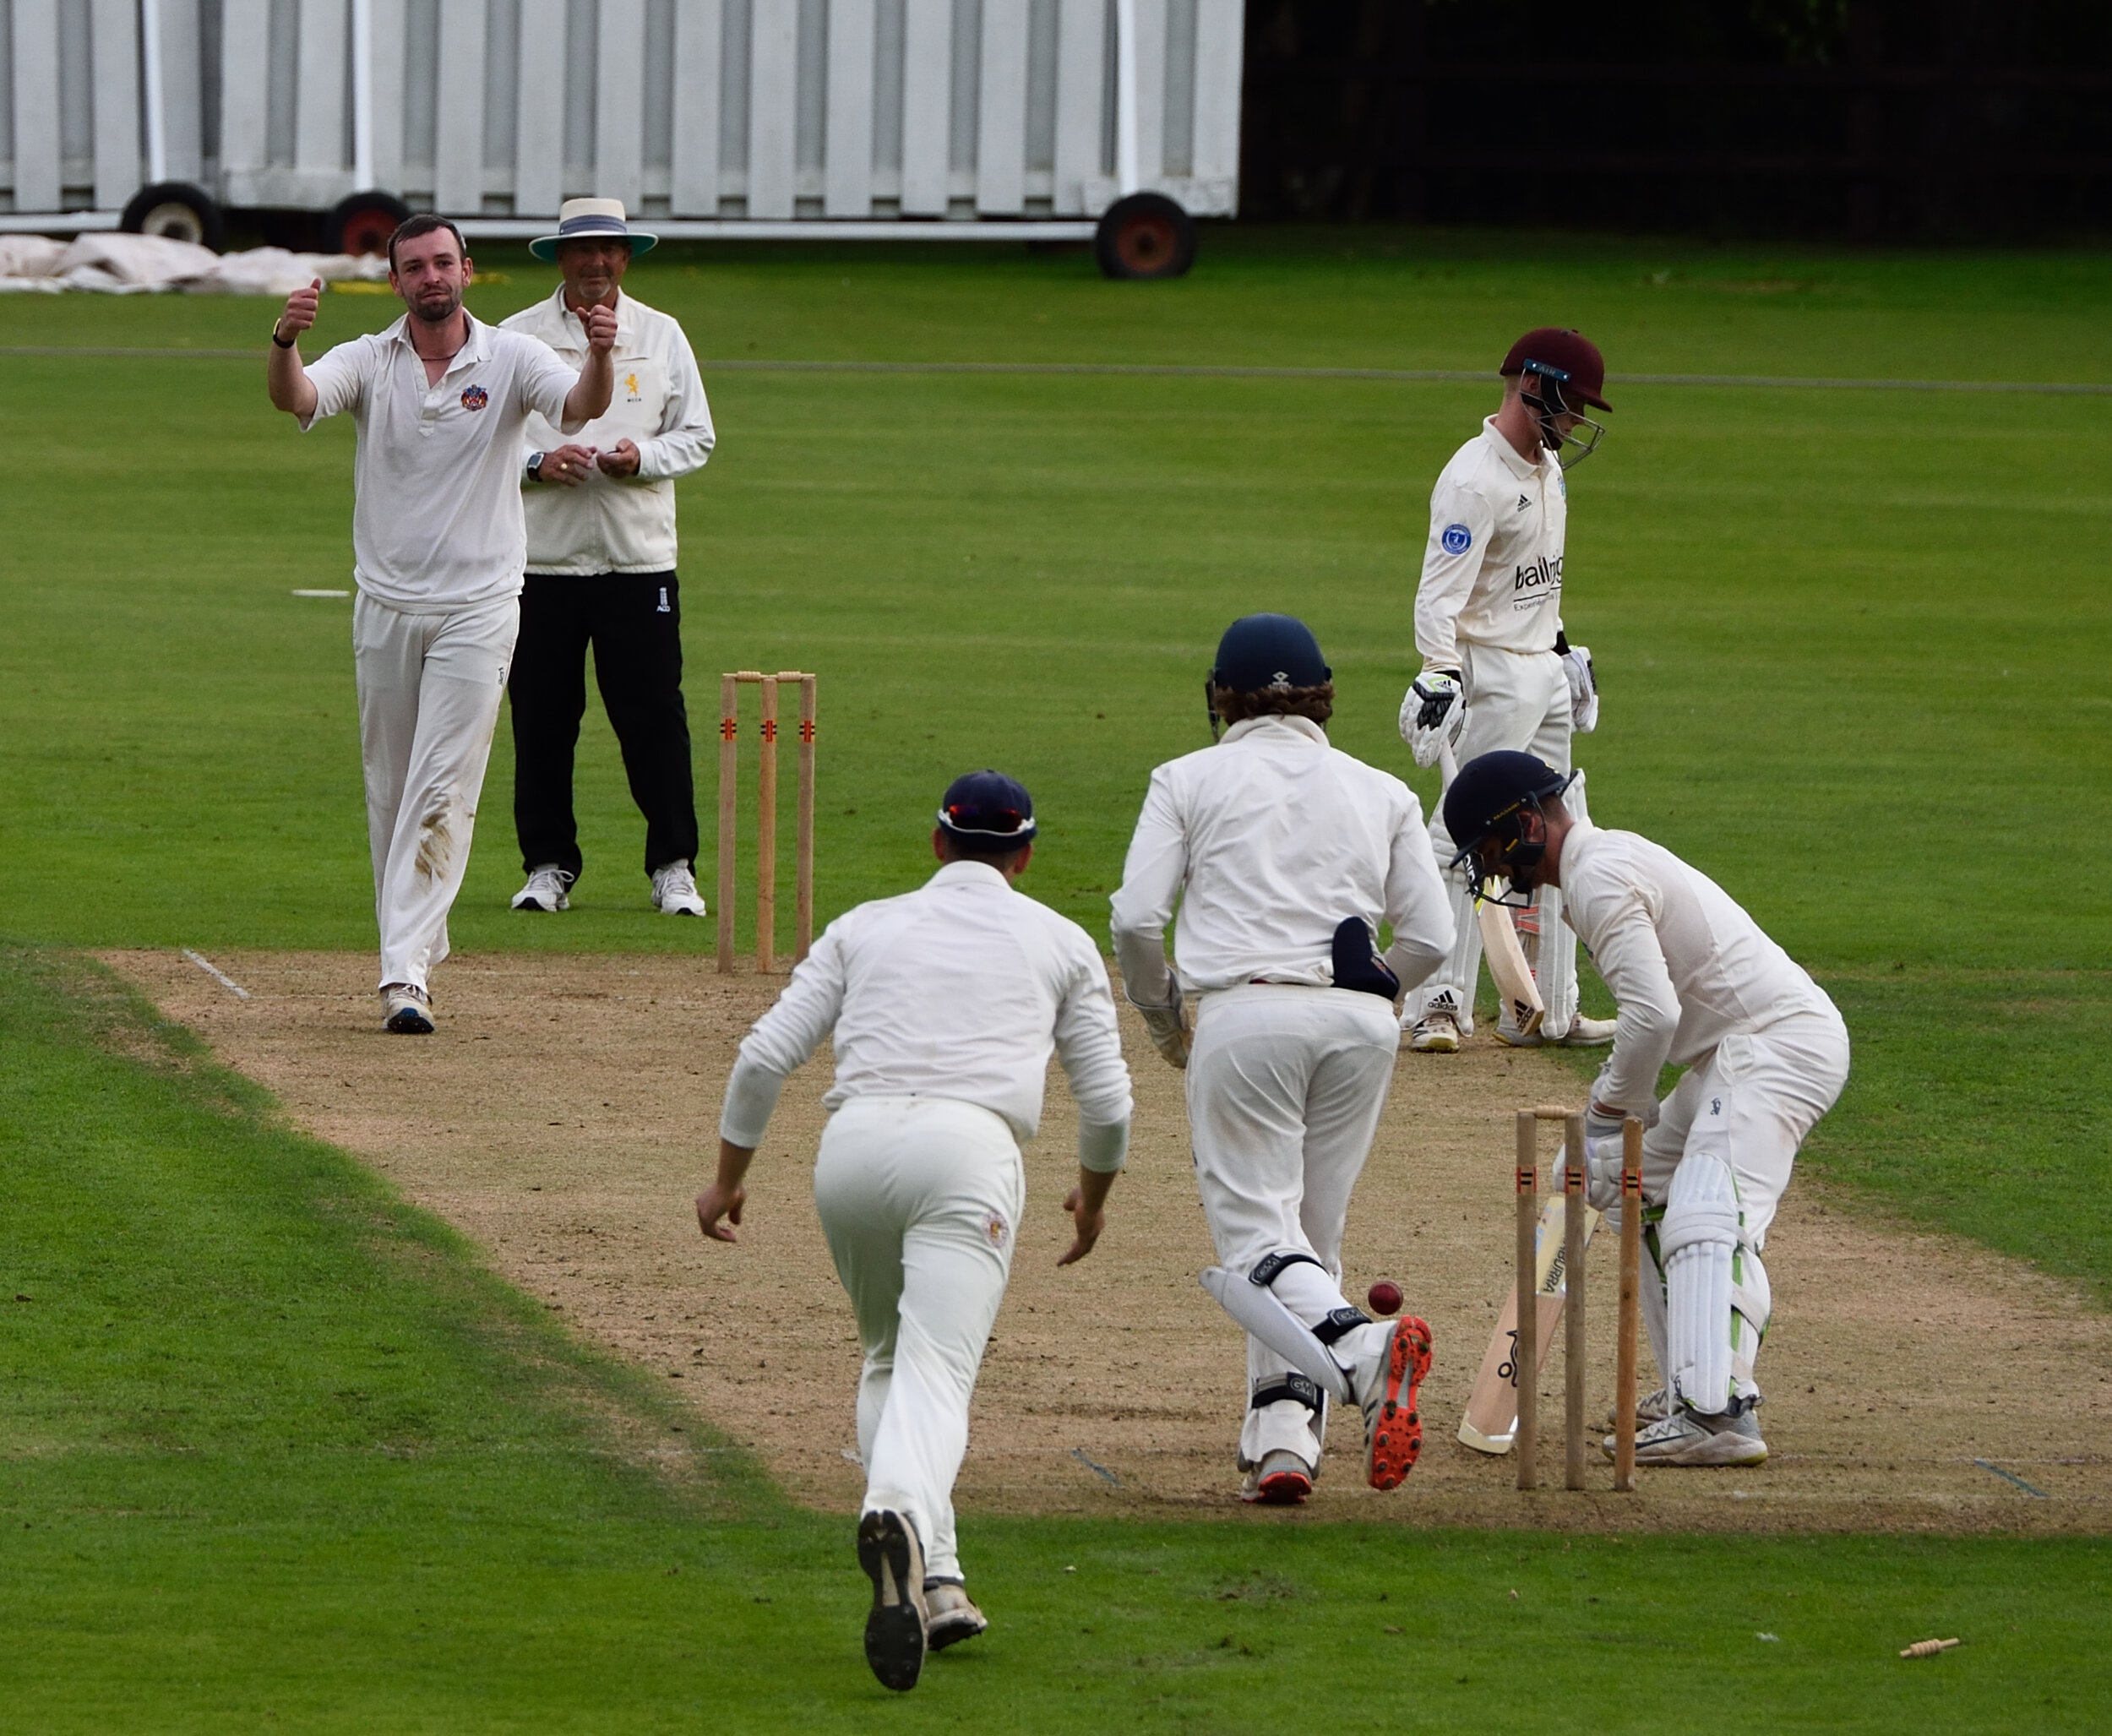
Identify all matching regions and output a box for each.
[530,198,660,261]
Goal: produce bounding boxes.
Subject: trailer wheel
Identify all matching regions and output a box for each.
[1094,193,1196,280]
[327,192,414,258]
[119,182,225,252]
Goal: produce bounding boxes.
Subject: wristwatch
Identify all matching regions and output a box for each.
[525,451,546,482]
[271,326,297,349]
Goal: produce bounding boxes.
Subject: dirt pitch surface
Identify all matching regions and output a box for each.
[110,948,2112,1534]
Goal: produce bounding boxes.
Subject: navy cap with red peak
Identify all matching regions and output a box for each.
[937,770,1037,848]
[1500,327,1612,411]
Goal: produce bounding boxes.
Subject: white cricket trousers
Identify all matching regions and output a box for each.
[353,592,519,992]
[1626,1008,1851,1396]
[1187,986,1400,1467]
[813,1094,1024,1587]
[1416,642,1583,1036]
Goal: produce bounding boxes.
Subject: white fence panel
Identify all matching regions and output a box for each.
[90,0,141,210]
[1,0,1242,225]
[13,0,63,213]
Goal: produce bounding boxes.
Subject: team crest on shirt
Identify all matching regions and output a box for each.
[984,1211,1009,1249]
[1441,522,1472,554]
[460,384,488,411]
[623,371,643,402]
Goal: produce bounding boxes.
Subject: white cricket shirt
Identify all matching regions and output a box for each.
[301,312,580,612]
[1557,820,1842,1115]
[1414,416,1568,668]
[1109,715,1453,1000]
[721,860,1135,1171]
[502,288,716,575]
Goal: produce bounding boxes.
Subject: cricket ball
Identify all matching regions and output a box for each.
[1366,1280,1402,1317]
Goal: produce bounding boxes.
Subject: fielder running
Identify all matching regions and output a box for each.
[1400,326,1616,1054]
[1442,751,1850,1467]
[267,215,614,1033]
[1110,615,1452,1504]
[696,772,1131,1691]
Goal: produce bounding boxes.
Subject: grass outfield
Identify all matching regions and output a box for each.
[1,229,2105,1298]
[5,947,2107,1733]
[3,230,2110,1725]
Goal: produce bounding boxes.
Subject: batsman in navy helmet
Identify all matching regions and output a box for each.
[1110,614,1453,1504]
[1446,750,1850,1467]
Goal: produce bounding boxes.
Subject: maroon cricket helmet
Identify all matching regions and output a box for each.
[1499,328,1612,411]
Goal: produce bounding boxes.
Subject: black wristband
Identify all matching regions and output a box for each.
[1553,629,1571,656]
[271,328,297,349]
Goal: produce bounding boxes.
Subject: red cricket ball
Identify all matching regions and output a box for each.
[1367,1280,1402,1317]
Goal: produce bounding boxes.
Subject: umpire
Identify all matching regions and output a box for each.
[502,199,717,917]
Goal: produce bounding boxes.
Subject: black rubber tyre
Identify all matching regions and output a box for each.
[325,190,414,258]
[118,182,224,252]
[1093,193,1197,280]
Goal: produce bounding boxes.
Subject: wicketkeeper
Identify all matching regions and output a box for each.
[1443,751,1850,1467]
[1111,614,1452,1504]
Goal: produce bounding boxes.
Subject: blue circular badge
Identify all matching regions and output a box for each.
[1440,522,1472,555]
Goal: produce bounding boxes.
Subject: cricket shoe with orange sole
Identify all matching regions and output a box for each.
[1349,1315,1434,1490]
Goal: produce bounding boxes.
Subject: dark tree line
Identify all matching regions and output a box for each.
[1240,0,2112,239]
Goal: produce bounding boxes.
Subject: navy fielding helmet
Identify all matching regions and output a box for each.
[1441,750,1576,894]
[936,770,1037,853]
[1210,613,1330,694]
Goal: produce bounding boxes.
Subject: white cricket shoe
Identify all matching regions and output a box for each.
[511,865,574,912]
[1603,1385,1674,1431]
[1498,1014,1618,1048]
[1606,1405,1766,1468]
[380,982,434,1036]
[1240,1449,1315,1505]
[650,859,706,917]
[857,1508,928,1691]
[1409,993,1464,1053]
[923,1581,989,1651]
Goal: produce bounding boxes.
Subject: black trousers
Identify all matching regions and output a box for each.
[509,570,698,880]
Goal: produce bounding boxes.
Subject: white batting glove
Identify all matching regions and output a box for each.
[1400,671,1465,769]
[1585,1104,1647,1211]
[1582,1135,1625,1211]
[1135,997,1190,1070]
[1562,645,1598,734]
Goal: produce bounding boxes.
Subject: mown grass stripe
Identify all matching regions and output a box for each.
[5,343,2109,394]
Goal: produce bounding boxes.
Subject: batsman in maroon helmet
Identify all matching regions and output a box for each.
[1398,326,1619,1057]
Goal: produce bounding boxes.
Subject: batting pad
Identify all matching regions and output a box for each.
[1662,1151,1740,1414]
[1200,1267,1354,1404]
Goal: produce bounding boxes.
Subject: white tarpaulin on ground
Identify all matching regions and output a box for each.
[0,234,391,296]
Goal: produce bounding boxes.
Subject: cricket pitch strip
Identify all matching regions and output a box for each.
[108,949,2112,1534]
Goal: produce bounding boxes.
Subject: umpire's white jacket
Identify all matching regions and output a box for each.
[504,287,716,574]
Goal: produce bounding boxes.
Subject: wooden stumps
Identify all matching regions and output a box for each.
[1614,1115,1645,1493]
[716,671,817,974]
[1564,1112,1588,1492]
[1515,1109,1541,1492]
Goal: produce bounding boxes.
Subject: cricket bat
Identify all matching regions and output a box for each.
[1457,1194,1600,1454]
[1478,892,1545,1039]
[1436,740,1546,1039]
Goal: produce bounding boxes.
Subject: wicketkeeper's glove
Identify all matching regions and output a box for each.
[1399,670,1465,768]
[1135,995,1191,1070]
